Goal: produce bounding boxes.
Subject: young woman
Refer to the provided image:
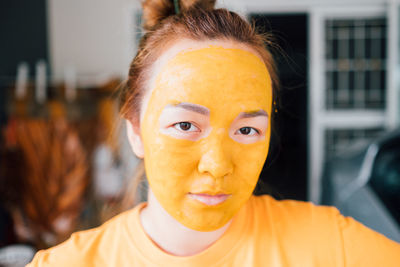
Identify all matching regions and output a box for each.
[28,0,400,266]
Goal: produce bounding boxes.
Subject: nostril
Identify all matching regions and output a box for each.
[197,150,233,178]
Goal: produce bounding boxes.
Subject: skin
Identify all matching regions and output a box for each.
[127,39,273,256]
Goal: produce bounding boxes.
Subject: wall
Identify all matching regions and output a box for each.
[47,0,140,83]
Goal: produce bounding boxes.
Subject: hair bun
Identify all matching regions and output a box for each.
[142,0,216,30]
[180,0,216,11]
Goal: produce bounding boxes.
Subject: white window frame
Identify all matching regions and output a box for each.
[309,4,400,203]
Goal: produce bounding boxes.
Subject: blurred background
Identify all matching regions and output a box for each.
[1,0,400,265]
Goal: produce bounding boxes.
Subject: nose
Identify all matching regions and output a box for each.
[198,133,234,178]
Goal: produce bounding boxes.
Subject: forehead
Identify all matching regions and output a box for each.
[142,40,273,119]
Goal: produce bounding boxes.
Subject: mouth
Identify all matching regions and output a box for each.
[188,192,231,206]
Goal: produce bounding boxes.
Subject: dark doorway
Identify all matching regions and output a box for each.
[251,14,308,201]
[0,0,49,128]
[0,0,49,84]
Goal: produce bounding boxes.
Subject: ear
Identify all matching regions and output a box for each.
[126,120,144,159]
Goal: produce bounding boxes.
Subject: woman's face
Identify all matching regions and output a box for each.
[137,40,273,231]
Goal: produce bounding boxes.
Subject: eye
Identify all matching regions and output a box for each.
[236,127,259,136]
[173,122,199,132]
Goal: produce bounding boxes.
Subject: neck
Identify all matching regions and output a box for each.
[139,189,232,256]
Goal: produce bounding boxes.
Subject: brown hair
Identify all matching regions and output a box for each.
[114,0,279,213]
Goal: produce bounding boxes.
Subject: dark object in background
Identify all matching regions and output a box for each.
[0,206,17,248]
[0,0,48,85]
[251,14,308,201]
[322,129,400,242]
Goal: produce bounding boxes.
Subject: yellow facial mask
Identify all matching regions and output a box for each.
[141,46,273,231]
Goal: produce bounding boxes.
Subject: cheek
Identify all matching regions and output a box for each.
[143,134,201,195]
[230,141,270,192]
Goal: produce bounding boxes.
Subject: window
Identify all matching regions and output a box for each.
[325,18,387,110]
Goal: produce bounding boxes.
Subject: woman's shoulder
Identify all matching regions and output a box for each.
[251,194,368,236]
[27,207,138,267]
[246,195,344,245]
[249,195,400,265]
[251,194,340,220]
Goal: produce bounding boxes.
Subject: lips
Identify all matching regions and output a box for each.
[188,192,231,206]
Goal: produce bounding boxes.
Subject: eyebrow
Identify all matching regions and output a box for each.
[168,102,210,115]
[237,110,269,119]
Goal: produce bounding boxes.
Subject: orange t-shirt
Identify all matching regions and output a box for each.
[28,195,400,266]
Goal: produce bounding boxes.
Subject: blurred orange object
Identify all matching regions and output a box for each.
[2,118,89,249]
